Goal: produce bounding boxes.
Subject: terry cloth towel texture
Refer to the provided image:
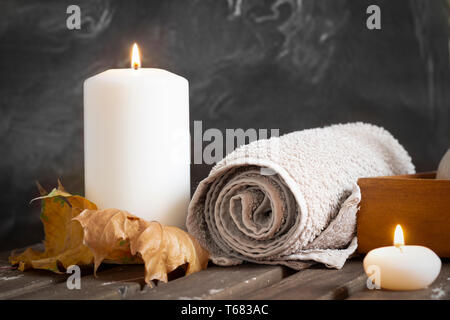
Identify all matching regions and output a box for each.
[186,123,415,270]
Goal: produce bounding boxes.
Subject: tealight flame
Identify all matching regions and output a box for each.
[131,43,141,70]
[394,224,405,247]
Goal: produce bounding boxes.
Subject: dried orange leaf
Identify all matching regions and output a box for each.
[73,209,144,272]
[74,209,209,283]
[9,183,97,273]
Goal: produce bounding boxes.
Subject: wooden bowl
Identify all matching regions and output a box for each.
[357,172,450,257]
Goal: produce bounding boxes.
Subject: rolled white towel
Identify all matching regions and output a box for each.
[187,123,415,269]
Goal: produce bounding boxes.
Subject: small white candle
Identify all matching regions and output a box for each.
[363,225,441,290]
[83,44,190,227]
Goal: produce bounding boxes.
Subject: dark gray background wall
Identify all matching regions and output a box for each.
[0,0,449,251]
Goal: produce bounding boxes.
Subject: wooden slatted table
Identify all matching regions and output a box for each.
[1,246,448,300]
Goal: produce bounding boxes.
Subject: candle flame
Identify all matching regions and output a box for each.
[131,43,141,70]
[394,224,405,247]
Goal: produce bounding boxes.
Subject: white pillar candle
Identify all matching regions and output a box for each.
[83,44,190,227]
[363,225,441,290]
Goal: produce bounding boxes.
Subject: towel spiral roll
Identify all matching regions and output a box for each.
[187,123,415,269]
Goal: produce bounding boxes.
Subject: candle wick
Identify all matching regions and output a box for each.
[133,63,139,70]
[395,244,404,253]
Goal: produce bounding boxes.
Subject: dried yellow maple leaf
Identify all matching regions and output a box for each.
[74,208,209,283]
[9,182,97,272]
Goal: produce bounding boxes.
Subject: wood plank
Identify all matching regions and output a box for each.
[132,263,291,300]
[347,261,450,300]
[12,264,147,300]
[1,245,142,300]
[1,256,120,300]
[0,244,69,300]
[240,259,366,300]
[0,260,67,300]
